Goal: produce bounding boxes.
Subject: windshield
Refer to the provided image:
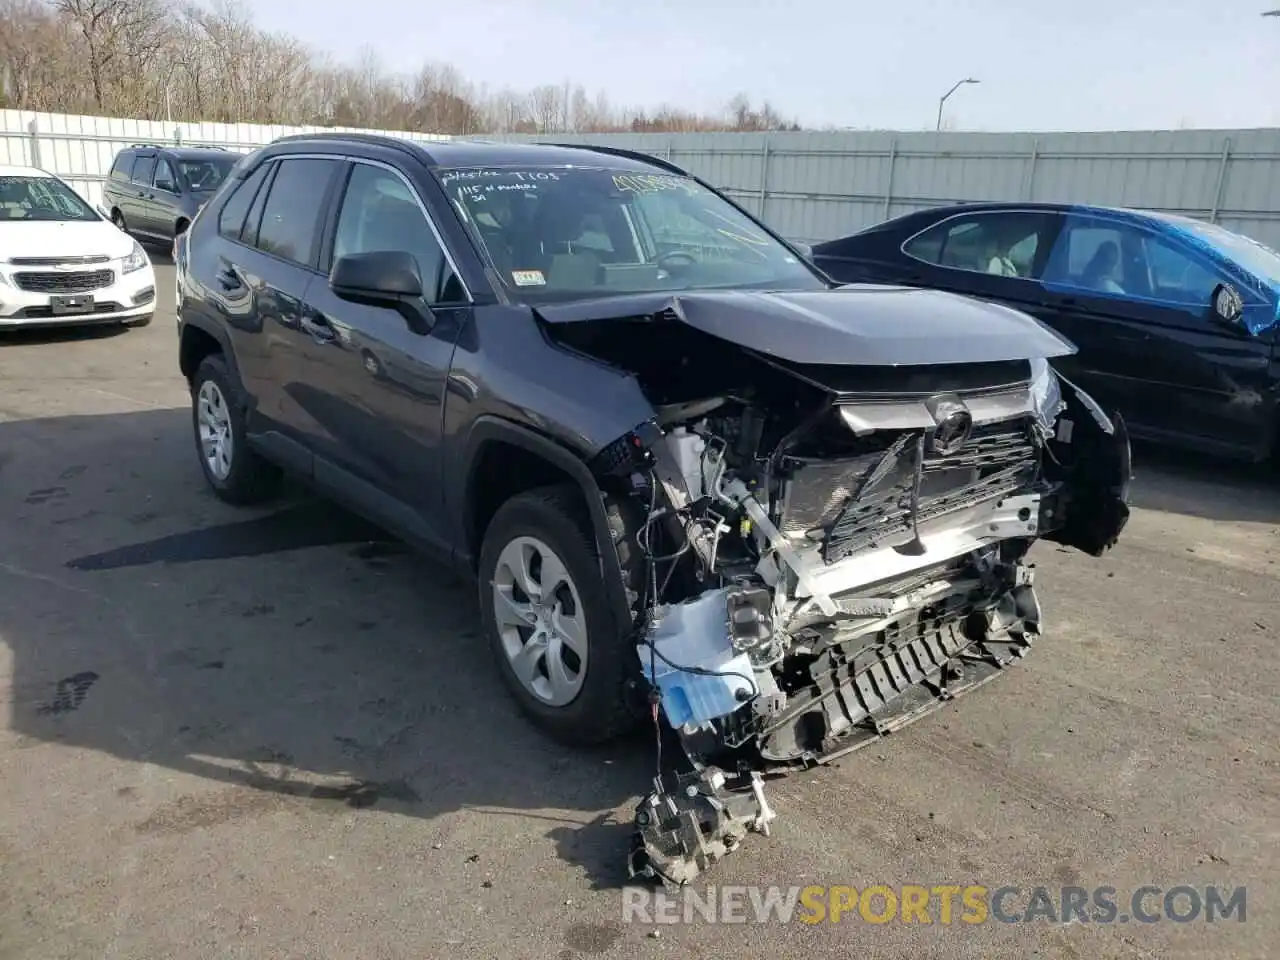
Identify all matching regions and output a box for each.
[438,165,825,300]
[178,157,236,193]
[1171,217,1280,288]
[0,175,98,222]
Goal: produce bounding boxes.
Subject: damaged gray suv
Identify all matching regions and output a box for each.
[175,135,1131,886]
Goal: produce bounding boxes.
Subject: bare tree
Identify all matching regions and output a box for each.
[0,0,806,133]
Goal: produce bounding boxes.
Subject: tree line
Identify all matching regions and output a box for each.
[0,0,803,134]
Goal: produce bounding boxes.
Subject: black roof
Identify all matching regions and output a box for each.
[267,132,686,175]
[876,199,1182,224]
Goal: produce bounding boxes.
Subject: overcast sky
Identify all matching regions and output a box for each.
[250,0,1280,131]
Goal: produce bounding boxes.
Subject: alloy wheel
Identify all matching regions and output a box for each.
[196,379,233,481]
[491,535,589,707]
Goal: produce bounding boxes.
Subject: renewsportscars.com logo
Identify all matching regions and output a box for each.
[622,884,1248,926]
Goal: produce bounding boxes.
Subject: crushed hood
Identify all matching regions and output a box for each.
[532,284,1077,367]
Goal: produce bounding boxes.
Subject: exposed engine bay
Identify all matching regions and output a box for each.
[540,297,1132,889]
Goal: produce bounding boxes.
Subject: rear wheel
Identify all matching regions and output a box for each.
[190,354,281,505]
[477,484,644,745]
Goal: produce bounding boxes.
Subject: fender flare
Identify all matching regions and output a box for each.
[179,313,246,399]
[462,415,633,630]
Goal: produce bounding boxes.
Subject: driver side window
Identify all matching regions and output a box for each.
[154,159,177,193]
[1042,215,1232,314]
[332,163,464,304]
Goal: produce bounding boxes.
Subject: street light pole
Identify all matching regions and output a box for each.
[937,78,980,131]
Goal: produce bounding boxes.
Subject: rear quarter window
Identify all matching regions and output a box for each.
[217,162,273,241]
[108,152,134,181]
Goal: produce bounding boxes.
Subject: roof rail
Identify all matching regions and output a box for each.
[127,142,164,150]
[538,142,690,176]
[269,130,430,163]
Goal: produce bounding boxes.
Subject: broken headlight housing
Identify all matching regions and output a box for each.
[1029,357,1065,431]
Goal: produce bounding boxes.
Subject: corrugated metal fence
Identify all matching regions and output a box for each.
[3,110,1279,247]
[0,109,450,207]
[502,129,1280,248]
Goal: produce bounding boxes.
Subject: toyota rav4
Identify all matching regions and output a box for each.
[174,134,1131,885]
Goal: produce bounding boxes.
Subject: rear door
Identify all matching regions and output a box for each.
[146,156,183,239]
[103,151,135,218]
[235,156,345,463]
[201,155,344,468]
[124,152,157,229]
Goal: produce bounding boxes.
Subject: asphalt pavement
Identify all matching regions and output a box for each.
[1,261,1277,959]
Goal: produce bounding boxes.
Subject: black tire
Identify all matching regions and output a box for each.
[190,354,281,505]
[175,218,190,236]
[477,483,645,745]
[111,209,127,232]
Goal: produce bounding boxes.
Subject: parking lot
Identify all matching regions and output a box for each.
[1,259,1277,959]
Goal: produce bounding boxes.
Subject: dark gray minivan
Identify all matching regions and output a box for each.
[103,144,242,246]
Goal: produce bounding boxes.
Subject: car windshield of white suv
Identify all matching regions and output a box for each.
[0,175,99,222]
[438,165,825,300]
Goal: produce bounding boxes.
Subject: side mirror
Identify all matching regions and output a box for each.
[1210,282,1245,328]
[330,250,433,333]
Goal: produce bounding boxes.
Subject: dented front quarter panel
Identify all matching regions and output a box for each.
[439,304,658,562]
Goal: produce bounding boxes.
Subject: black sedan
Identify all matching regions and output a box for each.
[810,202,1280,464]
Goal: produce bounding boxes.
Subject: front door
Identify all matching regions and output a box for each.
[1037,212,1276,456]
[291,159,470,551]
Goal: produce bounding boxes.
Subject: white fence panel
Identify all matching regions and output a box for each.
[0,110,452,206]
[4,110,1280,248]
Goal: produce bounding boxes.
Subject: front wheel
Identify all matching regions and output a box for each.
[477,484,643,745]
[111,210,128,233]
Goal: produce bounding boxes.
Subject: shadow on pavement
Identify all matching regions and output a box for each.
[0,322,133,346]
[1126,440,1280,526]
[1,406,650,892]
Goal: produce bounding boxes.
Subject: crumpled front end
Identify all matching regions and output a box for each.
[596,358,1128,888]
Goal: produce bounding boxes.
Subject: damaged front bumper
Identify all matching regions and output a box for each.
[626,376,1131,889]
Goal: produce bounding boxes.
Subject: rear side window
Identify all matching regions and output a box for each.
[131,155,156,185]
[109,152,134,181]
[904,211,1058,279]
[217,162,272,241]
[253,158,341,267]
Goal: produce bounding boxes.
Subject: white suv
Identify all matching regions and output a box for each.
[0,163,156,330]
